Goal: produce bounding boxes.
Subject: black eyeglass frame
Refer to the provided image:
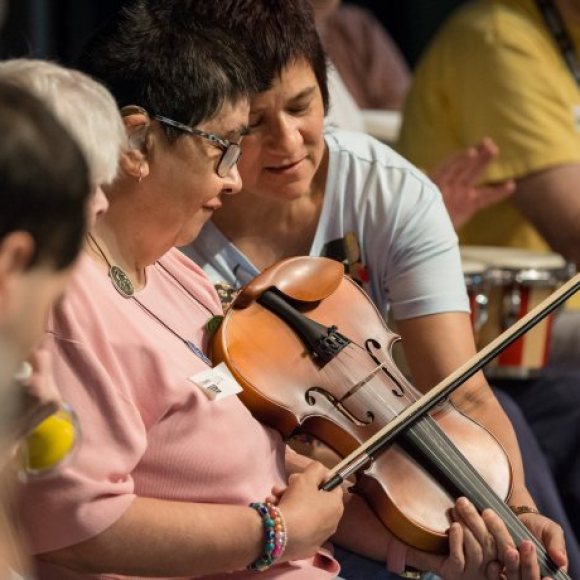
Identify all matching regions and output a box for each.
[153,114,241,178]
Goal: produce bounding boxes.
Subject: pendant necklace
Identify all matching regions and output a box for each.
[86,232,213,366]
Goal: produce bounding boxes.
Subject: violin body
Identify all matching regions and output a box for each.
[211,257,512,552]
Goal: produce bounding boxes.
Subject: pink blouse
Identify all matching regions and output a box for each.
[19,250,338,579]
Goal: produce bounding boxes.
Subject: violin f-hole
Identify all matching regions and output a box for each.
[365,338,405,397]
[305,386,374,426]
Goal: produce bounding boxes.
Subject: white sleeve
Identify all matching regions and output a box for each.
[363,166,470,320]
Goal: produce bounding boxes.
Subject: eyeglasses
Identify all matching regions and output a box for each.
[154,114,241,178]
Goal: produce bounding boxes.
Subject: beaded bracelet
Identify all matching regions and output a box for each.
[248,501,288,572]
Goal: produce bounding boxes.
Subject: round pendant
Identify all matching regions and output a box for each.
[110,265,135,298]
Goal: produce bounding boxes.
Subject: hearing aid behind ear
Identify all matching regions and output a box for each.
[128,125,148,150]
[121,104,151,151]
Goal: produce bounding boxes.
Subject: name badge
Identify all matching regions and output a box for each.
[189,362,243,401]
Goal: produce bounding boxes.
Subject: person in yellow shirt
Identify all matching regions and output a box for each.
[313,0,517,231]
[398,0,580,540]
[400,0,580,257]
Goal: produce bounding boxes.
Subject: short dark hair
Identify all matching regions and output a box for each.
[183,0,329,113]
[79,0,258,140]
[0,81,90,270]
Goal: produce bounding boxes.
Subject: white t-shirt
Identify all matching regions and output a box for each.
[184,129,469,321]
[325,64,365,133]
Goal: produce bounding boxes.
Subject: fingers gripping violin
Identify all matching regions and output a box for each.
[211,256,578,579]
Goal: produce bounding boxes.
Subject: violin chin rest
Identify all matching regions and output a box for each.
[235,256,345,308]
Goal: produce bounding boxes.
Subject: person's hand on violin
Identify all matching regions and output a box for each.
[483,507,567,580]
[272,461,345,562]
[404,498,568,580]
[429,137,516,230]
[390,497,500,580]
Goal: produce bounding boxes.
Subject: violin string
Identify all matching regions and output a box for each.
[319,343,418,422]
[409,417,559,575]
[313,355,393,425]
[324,352,414,425]
[321,352,398,419]
[337,343,418,409]
[306,341,562,576]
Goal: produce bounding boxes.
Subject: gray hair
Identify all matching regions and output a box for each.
[0,59,126,186]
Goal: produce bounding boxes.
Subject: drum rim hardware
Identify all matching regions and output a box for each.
[486,265,575,287]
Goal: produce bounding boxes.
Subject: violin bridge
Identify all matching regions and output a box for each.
[305,387,374,426]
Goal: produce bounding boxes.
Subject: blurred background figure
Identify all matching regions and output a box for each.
[0,80,90,579]
[311,0,515,232]
[0,58,125,579]
[316,1,411,114]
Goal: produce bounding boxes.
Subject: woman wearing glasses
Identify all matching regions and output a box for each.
[15,5,348,579]
[14,3,525,579]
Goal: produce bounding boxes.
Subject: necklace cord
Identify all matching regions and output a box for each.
[86,232,214,366]
[86,232,112,268]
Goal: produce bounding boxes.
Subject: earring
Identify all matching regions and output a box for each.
[138,164,144,183]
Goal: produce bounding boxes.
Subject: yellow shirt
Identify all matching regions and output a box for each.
[398,0,580,252]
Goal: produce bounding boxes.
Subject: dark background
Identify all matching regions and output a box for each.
[0,0,468,68]
[352,0,467,66]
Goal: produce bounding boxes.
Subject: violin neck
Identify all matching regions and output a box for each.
[257,289,350,363]
[403,416,570,580]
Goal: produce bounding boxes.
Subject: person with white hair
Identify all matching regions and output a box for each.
[0,80,90,580]
[0,58,127,456]
[0,60,126,579]
[0,58,127,228]
[0,57,127,427]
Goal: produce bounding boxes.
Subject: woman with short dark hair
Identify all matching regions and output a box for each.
[16,3,345,578]
[185,1,570,578]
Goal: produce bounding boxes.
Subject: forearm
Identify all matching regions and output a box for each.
[40,497,264,577]
[450,378,534,507]
[515,165,580,267]
[397,313,534,507]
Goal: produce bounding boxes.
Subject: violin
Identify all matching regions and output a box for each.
[211,256,577,579]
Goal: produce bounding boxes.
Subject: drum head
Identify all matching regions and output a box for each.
[461,258,486,274]
[461,258,487,287]
[460,246,571,285]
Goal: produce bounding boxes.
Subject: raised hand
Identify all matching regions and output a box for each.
[429,138,516,230]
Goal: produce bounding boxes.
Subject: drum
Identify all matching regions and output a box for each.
[460,247,573,378]
[461,258,489,341]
